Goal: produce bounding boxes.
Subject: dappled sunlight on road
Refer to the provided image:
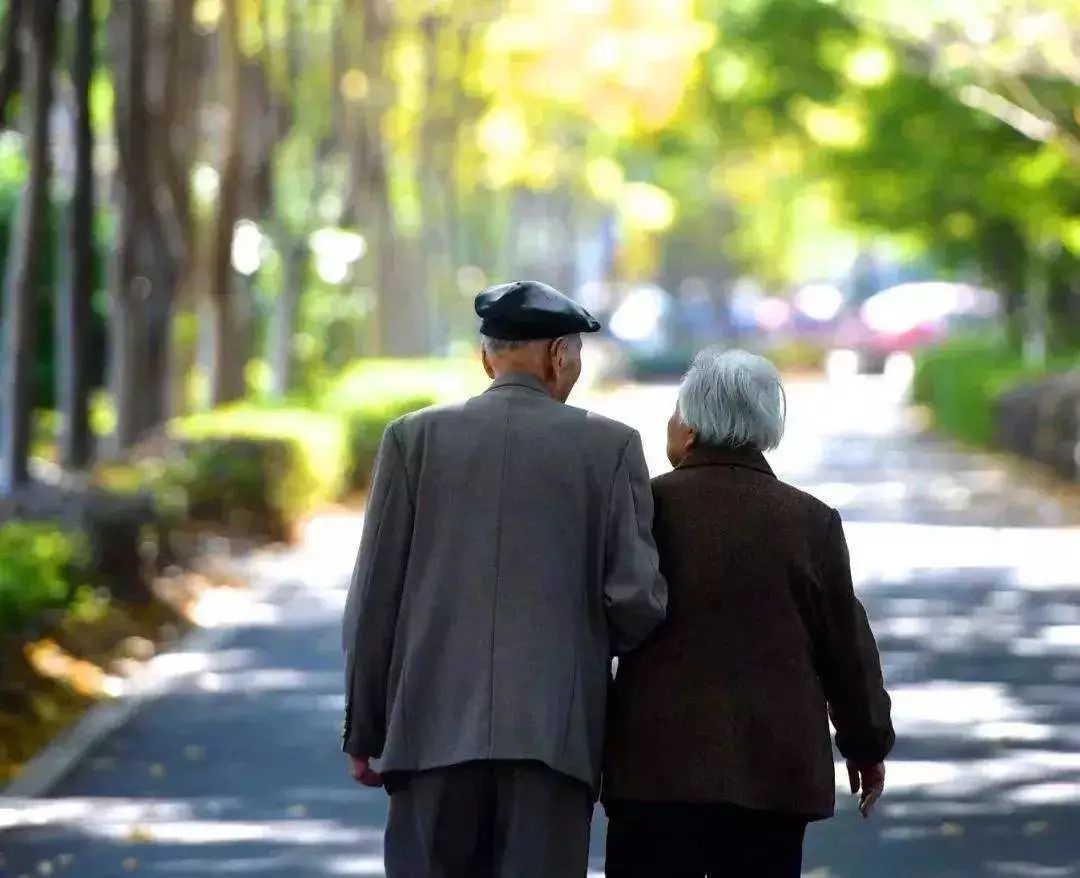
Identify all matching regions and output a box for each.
[2,377,1078,877]
[585,376,1080,877]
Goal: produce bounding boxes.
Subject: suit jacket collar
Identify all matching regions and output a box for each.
[678,444,775,477]
[486,372,551,397]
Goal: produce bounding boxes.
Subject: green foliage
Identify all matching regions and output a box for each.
[0,523,89,634]
[0,168,109,409]
[913,337,1080,446]
[169,406,351,540]
[760,339,827,373]
[321,358,482,487]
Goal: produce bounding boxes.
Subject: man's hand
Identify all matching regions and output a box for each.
[847,760,885,818]
[347,755,384,787]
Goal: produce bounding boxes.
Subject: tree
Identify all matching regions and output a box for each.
[0,0,23,130]
[207,0,246,405]
[1,0,58,493]
[57,0,95,470]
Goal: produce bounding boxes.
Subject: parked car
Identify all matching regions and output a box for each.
[829,281,999,375]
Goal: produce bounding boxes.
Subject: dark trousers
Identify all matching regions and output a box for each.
[605,801,807,878]
[384,760,593,878]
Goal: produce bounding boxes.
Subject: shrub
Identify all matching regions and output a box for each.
[759,339,828,374]
[322,358,481,488]
[0,522,88,635]
[322,358,482,411]
[169,406,350,540]
[914,336,1080,446]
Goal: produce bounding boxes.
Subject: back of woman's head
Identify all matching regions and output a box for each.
[677,348,786,451]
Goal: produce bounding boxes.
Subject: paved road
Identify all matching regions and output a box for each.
[3,376,1080,877]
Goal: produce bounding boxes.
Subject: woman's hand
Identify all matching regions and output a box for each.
[847,760,885,818]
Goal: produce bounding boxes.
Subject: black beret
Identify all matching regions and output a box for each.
[474,280,601,341]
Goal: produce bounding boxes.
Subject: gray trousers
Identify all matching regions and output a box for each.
[384,760,593,878]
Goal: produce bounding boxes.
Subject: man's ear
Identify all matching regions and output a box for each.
[685,427,698,453]
[548,338,565,373]
[481,346,496,379]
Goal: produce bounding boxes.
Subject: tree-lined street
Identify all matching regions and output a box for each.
[3,375,1078,877]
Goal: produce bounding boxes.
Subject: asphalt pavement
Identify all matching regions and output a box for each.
[2,375,1079,877]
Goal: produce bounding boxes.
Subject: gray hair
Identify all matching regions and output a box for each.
[480,334,579,354]
[480,335,531,354]
[677,348,786,450]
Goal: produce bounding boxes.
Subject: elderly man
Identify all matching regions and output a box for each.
[604,348,894,878]
[342,280,667,878]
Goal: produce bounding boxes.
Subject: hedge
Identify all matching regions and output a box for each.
[167,406,351,541]
[320,358,481,488]
[913,336,1080,447]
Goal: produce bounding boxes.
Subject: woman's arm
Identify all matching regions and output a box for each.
[818,509,895,766]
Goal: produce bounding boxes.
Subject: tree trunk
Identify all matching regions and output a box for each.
[343,0,428,357]
[0,0,22,130]
[58,0,95,471]
[107,0,179,446]
[160,0,200,418]
[269,237,306,398]
[1,0,57,494]
[208,0,245,406]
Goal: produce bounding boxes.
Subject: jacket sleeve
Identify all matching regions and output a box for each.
[341,422,414,758]
[818,508,895,765]
[603,431,668,656]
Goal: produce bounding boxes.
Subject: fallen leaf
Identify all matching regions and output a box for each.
[148,764,166,779]
[1024,820,1050,835]
[55,854,74,868]
[126,825,154,844]
[36,861,54,876]
[122,858,139,871]
[939,822,965,837]
[287,804,307,817]
[182,745,205,762]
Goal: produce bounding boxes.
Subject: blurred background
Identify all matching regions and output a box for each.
[0,0,1078,876]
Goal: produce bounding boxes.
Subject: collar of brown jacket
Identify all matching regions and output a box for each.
[486,372,550,395]
[677,444,776,477]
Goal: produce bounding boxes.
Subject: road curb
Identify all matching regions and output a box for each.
[0,550,293,802]
[1,616,237,801]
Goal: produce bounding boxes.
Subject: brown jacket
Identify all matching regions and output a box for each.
[603,445,894,820]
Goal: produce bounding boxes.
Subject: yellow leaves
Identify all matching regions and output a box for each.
[194,0,221,31]
[24,640,113,699]
[617,182,676,233]
[477,106,530,159]
[843,44,895,88]
[183,744,206,762]
[340,70,370,103]
[481,0,716,136]
[126,825,155,844]
[521,147,560,190]
[793,99,866,150]
[585,157,625,202]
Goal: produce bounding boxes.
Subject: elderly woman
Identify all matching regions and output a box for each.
[603,349,895,878]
